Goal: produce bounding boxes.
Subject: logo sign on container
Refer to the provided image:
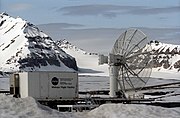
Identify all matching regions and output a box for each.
[51,77,59,86]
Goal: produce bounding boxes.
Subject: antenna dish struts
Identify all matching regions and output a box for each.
[99,28,153,98]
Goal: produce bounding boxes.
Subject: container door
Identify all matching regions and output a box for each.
[40,73,49,98]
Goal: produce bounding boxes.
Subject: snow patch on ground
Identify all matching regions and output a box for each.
[85,104,180,118]
[0,94,79,118]
[0,94,179,118]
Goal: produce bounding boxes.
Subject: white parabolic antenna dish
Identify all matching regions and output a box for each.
[109,28,152,96]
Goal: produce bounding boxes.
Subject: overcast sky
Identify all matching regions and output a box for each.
[1,0,180,28]
[1,0,180,53]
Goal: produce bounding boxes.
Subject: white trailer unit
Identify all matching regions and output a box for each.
[10,71,78,99]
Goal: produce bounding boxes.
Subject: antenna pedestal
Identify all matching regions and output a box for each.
[109,65,118,97]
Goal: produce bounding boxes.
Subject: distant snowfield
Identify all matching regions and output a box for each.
[151,68,180,80]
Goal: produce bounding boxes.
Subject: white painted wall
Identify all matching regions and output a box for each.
[18,71,78,99]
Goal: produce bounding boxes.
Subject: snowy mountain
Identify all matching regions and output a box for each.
[0,13,77,72]
[150,40,180,71]
[150,40,180,79]
[56,39,98,56]
[57,39,180,79]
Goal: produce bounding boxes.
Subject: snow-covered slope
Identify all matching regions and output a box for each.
[150,40,180,79]
[0,13,77,72]
[56,39,108,76]
[151,40,180,71]
[0,94,79,118]
[57,39,180,79]
[86,104,180,118]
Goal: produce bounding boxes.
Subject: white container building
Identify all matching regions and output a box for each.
[10,71,78,99]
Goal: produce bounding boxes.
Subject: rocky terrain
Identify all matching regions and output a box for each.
[150,40,180,72]
[0,13,77,72]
